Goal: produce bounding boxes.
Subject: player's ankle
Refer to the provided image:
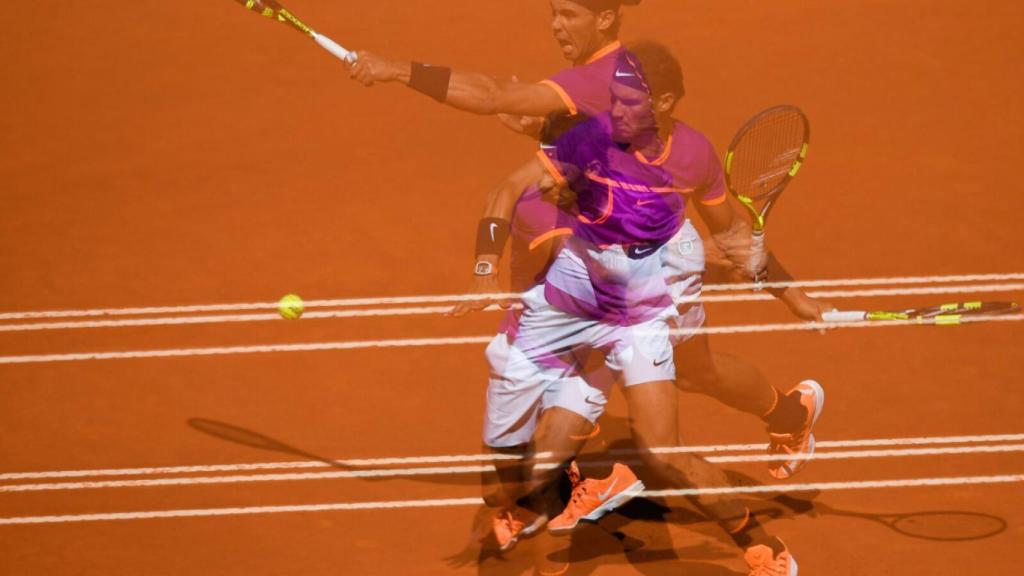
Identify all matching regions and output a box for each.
[764,389,808,433]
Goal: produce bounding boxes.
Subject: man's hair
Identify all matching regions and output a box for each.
[626,40,685,104]
[576,0,641,36]
[576,0,640,11]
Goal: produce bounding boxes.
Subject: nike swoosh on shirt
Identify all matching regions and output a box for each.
[598,478,619,500]
[633,246,655,256]
[637,200,655,206]
[653,357,670,367]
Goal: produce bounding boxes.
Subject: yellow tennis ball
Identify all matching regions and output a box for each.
[278,294,304,320]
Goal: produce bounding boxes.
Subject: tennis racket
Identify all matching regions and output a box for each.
[723,105,810,283]
[233,0,357,63]
[822,300,1020,324]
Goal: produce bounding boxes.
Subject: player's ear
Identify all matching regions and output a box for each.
[654,92,677,114]
[595,9,618,33]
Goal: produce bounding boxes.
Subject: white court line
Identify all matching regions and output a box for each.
[3,444,1022,493]
[5,432,1021,481]
[2,283,1020,333]
[1,272,1021,321]
[1,474,1021,525]
[2,314,1020,366]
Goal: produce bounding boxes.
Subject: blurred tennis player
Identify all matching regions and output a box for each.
[348,2,823,571]
[502,43,809,573]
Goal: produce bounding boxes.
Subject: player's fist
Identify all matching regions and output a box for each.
[447,274,511,318]
[349,51,403,86]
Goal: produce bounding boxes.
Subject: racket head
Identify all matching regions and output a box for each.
[236,0,313,36]
[870,300,1021,322]
[237,0,282,17]
[889,510,1007,541]
[724,105,810,227]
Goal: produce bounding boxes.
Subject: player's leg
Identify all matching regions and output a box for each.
[481,328,557,551]
[481,284,605,551]
[674,333,774,416]
[674,333,823,480]
[665,220,823,480]
[622,379,796,571]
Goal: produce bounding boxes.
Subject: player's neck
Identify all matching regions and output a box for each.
[574,37,618,65]
[630,118,675,159]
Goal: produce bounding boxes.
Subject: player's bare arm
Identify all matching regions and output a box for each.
[448,158,548,317]
[349,52,568,117]
[695,198,831,321]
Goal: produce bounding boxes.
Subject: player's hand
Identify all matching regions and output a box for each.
[349,51,403,86]
[447,274,511,317]
[497,113,545,137]
[709,220,763,280]
[780,288,833,322]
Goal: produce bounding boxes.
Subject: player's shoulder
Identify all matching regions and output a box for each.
[668,119,717,157]
[671,119,713,146]
[542,112,611,147]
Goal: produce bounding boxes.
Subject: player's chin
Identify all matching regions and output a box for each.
[611,126,633,142]
[557,41,578,60]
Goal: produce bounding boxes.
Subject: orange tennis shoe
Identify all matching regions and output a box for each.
[768,379,824,480]
[491,506,547,552]
[547,461,645,535]
[744,540,798,575]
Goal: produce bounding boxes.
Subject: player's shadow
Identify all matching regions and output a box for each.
[448,435,771,576]
[185,417,485,487]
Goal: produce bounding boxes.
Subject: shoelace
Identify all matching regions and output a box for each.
[769,431,805,454]
[566,482,593,515]
[749,553,787,576]
[502,511,525,532]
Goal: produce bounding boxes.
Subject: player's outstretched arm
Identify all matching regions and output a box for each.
[448,158,547,317]
[349,51,568,117]
[694,199,832,321]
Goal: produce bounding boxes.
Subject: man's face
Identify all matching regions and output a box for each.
[609,80,657,143]
[549,0,603,62]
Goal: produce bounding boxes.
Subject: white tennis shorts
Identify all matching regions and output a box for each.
[482,220,705,448]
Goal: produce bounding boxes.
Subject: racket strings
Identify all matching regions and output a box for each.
[730,110,807,201]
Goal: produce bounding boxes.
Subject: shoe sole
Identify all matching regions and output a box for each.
[548,480,646,535]
[770,380,824,480]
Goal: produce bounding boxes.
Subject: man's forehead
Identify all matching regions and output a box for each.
[550,0,593,14]
[610,81,650,101]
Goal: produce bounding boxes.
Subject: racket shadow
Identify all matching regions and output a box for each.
[726,472,1008,542]
[803,501,1008,542]
[186,417,484,487]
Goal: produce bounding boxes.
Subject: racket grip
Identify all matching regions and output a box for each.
[313,32,357,64]
[748,229,767,281]
[822,310,867,323]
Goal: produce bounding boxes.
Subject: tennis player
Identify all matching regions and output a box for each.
[348,0,825,477]
[349,3,820,571]
[492,44,807,574]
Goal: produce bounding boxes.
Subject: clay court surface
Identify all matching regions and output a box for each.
[2,1,1022,574]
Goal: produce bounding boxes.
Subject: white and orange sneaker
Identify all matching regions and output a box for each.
[491,506,547,552]
[547,461,645,535]
[744,540,798,575]
[768,380,825,480]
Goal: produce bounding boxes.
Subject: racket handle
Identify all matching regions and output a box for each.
[312,32,357,64]
[822,310,867,323]
[748,229,767,282]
